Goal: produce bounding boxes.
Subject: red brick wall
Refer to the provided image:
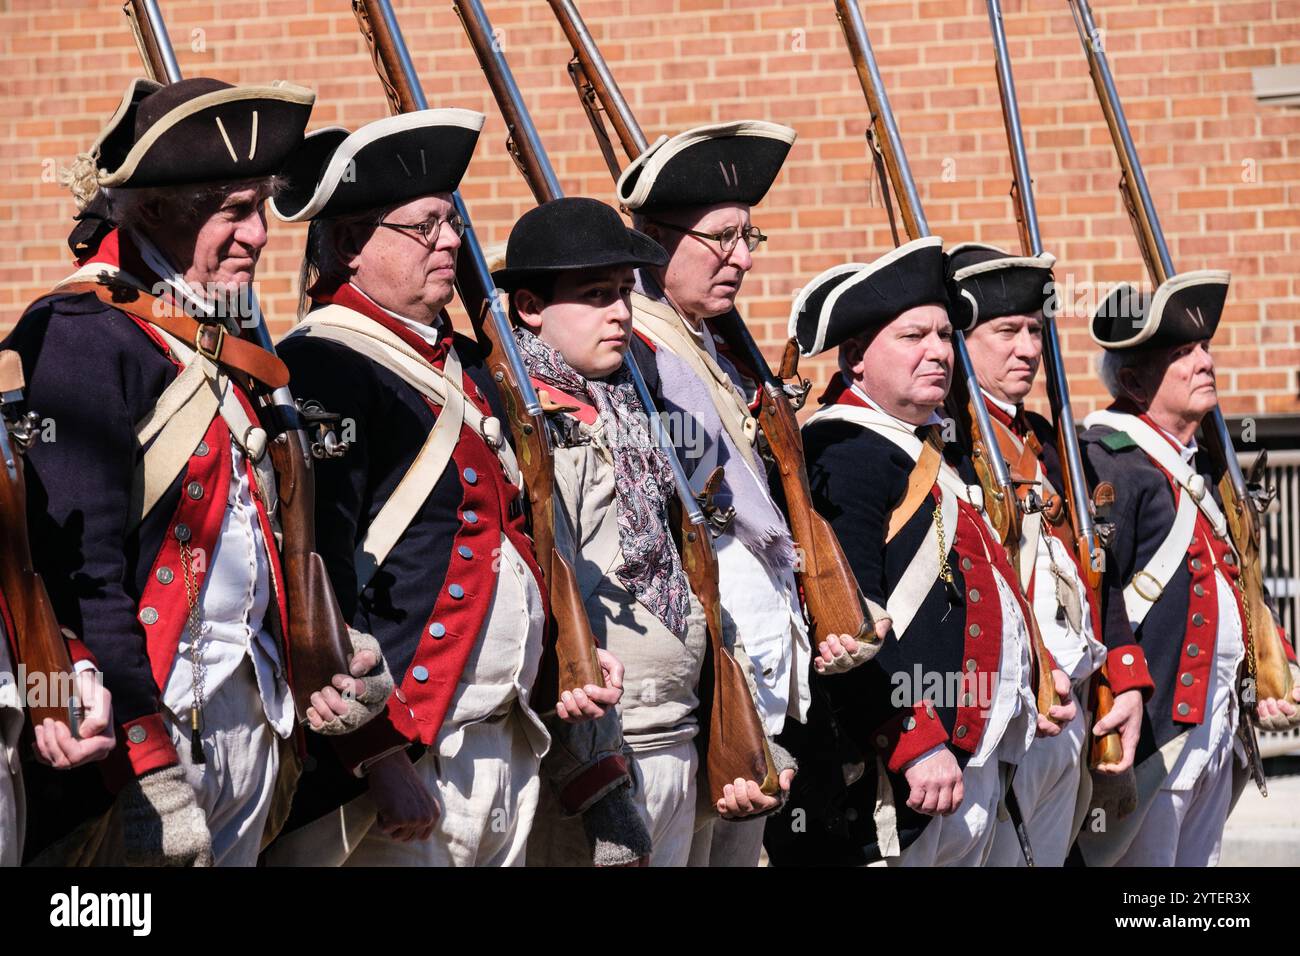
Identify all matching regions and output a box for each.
[2,0,1297,416]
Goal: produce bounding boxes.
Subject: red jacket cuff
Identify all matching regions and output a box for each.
[560,753,630,816]
[329,704,411,776]
[872,702,950,773]
[66,636,98,668]
[101,713,178,792]
[1282,630,1296,665]
[1105,644,1155,698]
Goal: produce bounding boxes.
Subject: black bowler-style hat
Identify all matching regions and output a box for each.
[90,77,316,190]
[789,236,949,357]
[271,109,485,222]
[616,120,796,213]
[1090,270,1230,351]
[945,242,1057,331]
[493,197,668,292]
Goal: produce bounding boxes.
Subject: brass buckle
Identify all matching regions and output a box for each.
[1130,569,1163,603]
[195,323,226,363]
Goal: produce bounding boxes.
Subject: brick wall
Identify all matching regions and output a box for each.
[2,0,1297,416]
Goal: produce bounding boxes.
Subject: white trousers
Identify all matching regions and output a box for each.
[1081,730,1237,867]
[691,814,765,867]
[630,740,701,867]
[267,709,540,867]
[986,702,1087,867]
[167,656,281,867]
[872,757,1003,867]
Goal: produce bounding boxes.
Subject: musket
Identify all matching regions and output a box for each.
[350,0,604,701]
[985,0,1122,766]
[833,0,1060,720]
[1067,0,1288,786]
[451,0,777,798]
[122,0,354,723]
[545,0,878,655]
[0,352,80,732]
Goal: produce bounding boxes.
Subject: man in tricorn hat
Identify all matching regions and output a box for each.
[767,237,1074,866]
[3,77,391,867]
[264,114,623,867]
[948,243,1112,866]
[1075,272,1300,866]
[617,120,815,866]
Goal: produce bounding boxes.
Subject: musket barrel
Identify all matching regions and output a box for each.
[136,0,183,82]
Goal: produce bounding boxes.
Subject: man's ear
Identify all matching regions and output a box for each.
[841,336,868,375]
[512,288,544,332]
[336,220,371,272]
[1117,364,1149,404]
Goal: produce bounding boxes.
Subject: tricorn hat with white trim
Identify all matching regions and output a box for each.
[1090,270,1230,351]
[88,77,316,191]
[271,109,485,222]
[789,236,949,357]
[945,243,1056,331]
[616,120,796,212]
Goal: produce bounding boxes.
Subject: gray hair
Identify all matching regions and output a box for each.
[297,208,387,318]
[104,175,284,235]
[1098,346,1156,401]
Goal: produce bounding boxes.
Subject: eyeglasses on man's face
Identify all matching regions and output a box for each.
[377,213,467,247]
[645,218,767,257]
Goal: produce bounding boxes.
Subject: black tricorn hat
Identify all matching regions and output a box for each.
[789,236,948,357]
[270,109,485,222]
[492,197,668,292]
[1090,270,1230,351]
[92,77,316,190]
[616,120,796,213]
[945,242,1056,331]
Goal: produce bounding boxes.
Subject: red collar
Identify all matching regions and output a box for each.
[312,281,453,368]
[816,374,870,409]
[985,397,1030,439]
[78,228,169,300]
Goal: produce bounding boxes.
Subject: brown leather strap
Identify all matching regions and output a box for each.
[886,425,943,544]
[56,279,289,389]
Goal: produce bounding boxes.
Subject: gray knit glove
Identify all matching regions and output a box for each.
[583,785,652,867]
[766,740,799,813]
[1088,766,1138,822]
[312,629,394,736]
[118,765,213,867]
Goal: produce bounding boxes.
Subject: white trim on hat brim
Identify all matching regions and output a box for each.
[950,251,1056,283]
[616,119,797,210]
[272,107,486,223]
[793,235,945,357]
[1090,269,1231,350]
[96,81,317,188]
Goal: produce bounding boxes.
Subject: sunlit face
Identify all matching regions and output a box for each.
[513,265,636,379]
[154,184,272,294]
[844,303,954,425]
[1131,339,1218,425]
[642,202,755,325]
[965,311,1044,405]
[348,192,461,324]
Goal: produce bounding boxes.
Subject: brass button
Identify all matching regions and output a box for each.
[186,481,204,500]
[174,523,191,542]
[1177,702,1191,717]
[1192,613,1205,627]
[968,623,981,638]
[127,725,148,744]
[1181,672,1194,686]
[961,557,973,572]
[155,567,174,585]
[1187,644,1200,658]
[194,441,210,457]
[955,725,968,739]
[428,622,446,638]
[968,588,980,604]
[139,607,159,625]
